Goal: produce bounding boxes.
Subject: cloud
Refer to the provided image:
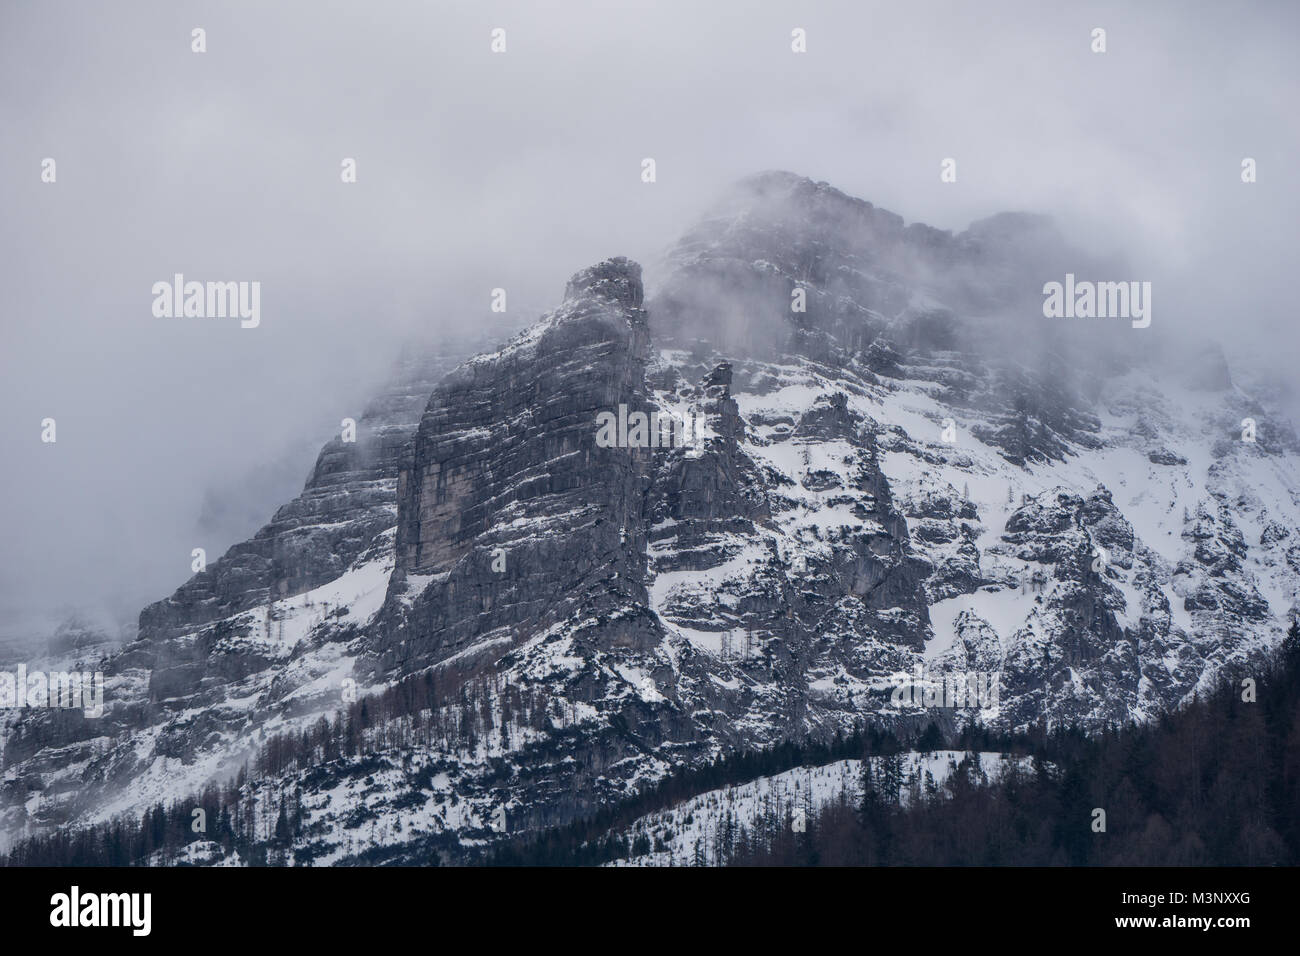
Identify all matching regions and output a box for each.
[1,0,1296,646]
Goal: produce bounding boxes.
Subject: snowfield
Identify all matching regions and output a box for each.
[607,752,1034,866]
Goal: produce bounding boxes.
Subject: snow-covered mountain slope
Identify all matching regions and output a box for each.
[605,752,1032,867]
[3,172,1296,863]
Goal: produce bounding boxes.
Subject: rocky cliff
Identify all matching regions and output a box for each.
[3,173,1297,862]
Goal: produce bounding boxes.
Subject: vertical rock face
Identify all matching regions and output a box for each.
[132,345,481,703]
[374,258,657,675]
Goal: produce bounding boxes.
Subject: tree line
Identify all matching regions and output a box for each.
[5,623,1296,867]
[723,622,1300,866]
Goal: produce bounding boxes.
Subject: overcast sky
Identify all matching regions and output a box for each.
[1,0,1297,647]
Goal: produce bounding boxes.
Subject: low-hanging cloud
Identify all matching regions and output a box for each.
[1,0,1296,648]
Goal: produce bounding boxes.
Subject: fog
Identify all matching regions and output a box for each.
[1,0,1296,648]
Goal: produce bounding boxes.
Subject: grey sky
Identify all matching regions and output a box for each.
[2,0,1297,646]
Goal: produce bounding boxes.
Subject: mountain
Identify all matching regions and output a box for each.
[3,172,1298,864]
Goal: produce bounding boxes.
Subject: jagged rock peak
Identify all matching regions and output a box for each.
[718,169,908,235]
[459,257,646,373]
[734,171,1059,231]
[735,169,875,208]
[564,256,643,309]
